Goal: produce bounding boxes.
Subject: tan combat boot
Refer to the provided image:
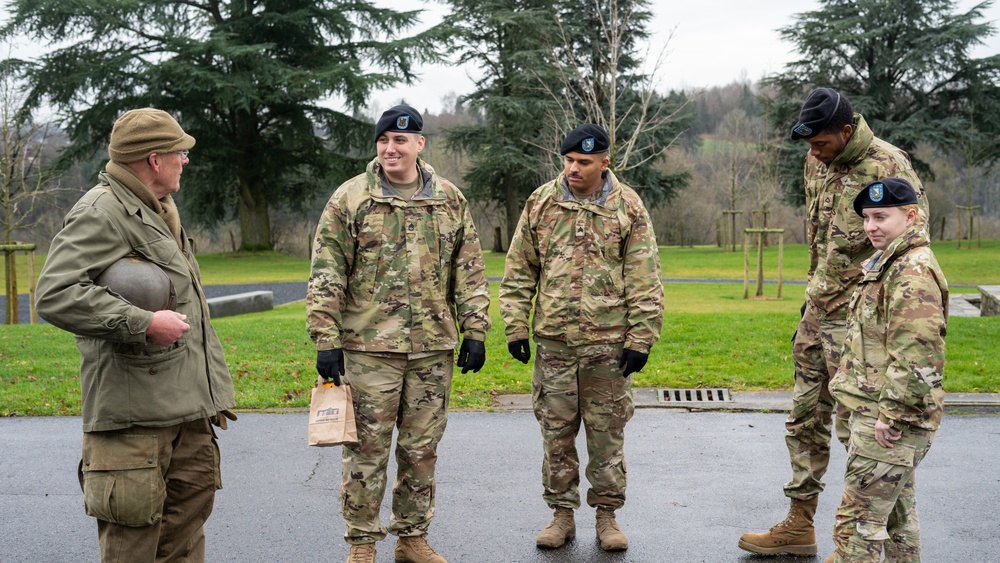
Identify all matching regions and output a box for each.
[595,507,628,551]
[394,535,447,563]
[346,543,376,563]
[536,507,576,548]
[738,497,818,556]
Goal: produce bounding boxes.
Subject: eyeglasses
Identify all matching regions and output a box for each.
[175,150,190,159]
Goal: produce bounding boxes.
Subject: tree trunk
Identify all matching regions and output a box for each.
[504,179,521,249]
[238,176,272,251]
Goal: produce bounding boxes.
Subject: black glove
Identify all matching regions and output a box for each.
[457,339,486,374]
[619,349,648,378]
[507,339,531,364]
[316,349,344,386]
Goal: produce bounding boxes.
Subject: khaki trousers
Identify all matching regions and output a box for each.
[80,418,220,563]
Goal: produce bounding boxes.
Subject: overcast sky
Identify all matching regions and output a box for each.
[366,0,1000,116]
[3,0,999,119]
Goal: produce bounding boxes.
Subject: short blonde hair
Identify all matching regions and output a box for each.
[898,204,927,226]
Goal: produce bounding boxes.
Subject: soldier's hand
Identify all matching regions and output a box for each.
[619,349,648,378]
[316,349,344,386]
[457,339,486,374]
[875,419,902,448]
[507,339,531,364]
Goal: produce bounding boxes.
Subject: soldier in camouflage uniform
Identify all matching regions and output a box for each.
[740,88,928,557]
[499,124,664,552]
[822,177,947,563]
[307,105,491,563]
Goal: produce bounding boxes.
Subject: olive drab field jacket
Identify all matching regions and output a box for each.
[36,171,236,432]
[803,114,927,321]
[307,158,491,353]
[499,170,664,353]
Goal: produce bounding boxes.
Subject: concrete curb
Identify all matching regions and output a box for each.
[494,389,1000,414]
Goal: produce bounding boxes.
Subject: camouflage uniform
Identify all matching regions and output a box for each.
[785,114,927,500]
[830,226,947,562]
[499,170,663,510]
[307,157,491,544]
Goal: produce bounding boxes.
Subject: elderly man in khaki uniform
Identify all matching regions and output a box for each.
[500,124,664,553]
[307,104,491,563]
[36,109,236,562]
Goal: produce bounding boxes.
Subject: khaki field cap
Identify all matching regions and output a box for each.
[108,108,196,164]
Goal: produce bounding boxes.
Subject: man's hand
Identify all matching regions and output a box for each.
[146,310,190,346]
[316,349,345,386]
[875,419,902,448]
[457,339,486,374]
[507,340,531,364]
[619,349,648,378]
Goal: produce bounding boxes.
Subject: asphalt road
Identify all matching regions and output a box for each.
[3,410,999,562]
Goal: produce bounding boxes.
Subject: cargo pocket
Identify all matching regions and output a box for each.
[80,432,165,527]
[848,416,916,467]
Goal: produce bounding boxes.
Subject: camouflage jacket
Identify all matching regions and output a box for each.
[830,226,948,431]
[803,114,927,321]
[307,158,491,353]
[499,171,663,353]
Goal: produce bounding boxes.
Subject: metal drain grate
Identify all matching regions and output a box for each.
[658,388,731,402]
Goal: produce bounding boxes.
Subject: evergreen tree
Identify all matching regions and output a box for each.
[763,0,1000,206]
[1,0,447,250]
[441,0,558,248]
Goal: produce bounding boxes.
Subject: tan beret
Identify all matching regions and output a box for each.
[108,108,196,163]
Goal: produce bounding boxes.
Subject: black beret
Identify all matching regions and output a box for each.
[374,104,423,142]
[560,124,610,155]
[790,87,841,140]
[853,177,919,216]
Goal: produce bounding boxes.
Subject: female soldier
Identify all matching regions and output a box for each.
[826,177,948,563]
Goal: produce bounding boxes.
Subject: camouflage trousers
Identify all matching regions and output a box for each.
[832,414,933,563]
[784,303,851,500]
[531,337,634,511]
[341,350,453,544]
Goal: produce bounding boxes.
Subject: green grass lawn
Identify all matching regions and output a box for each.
[7,239,1000,289]
[3,281,997,416]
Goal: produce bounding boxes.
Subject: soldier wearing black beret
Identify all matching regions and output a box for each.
[740,88,929,557]
[500,123,663,553]
[308,102,491,563]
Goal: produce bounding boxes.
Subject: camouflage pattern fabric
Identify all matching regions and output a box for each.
[831,413,933,563]
[802,114,927,323]
[831,226,948,431]
[499,170,663,353]
[532,337,634,510]
[307,157,491,354]
[784,306,851,499]
[340,350,453,544]
[783,113,927,500]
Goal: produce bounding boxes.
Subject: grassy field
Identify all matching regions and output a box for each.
[3,242,998,415]
[6,239,1000,289]
[3,278,998,416]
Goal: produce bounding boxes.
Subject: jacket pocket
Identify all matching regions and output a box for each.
[80,432,165,526]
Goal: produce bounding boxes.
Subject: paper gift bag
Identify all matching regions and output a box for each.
[308,379,358,446]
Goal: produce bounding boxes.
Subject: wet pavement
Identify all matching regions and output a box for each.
[3,409,999,562]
